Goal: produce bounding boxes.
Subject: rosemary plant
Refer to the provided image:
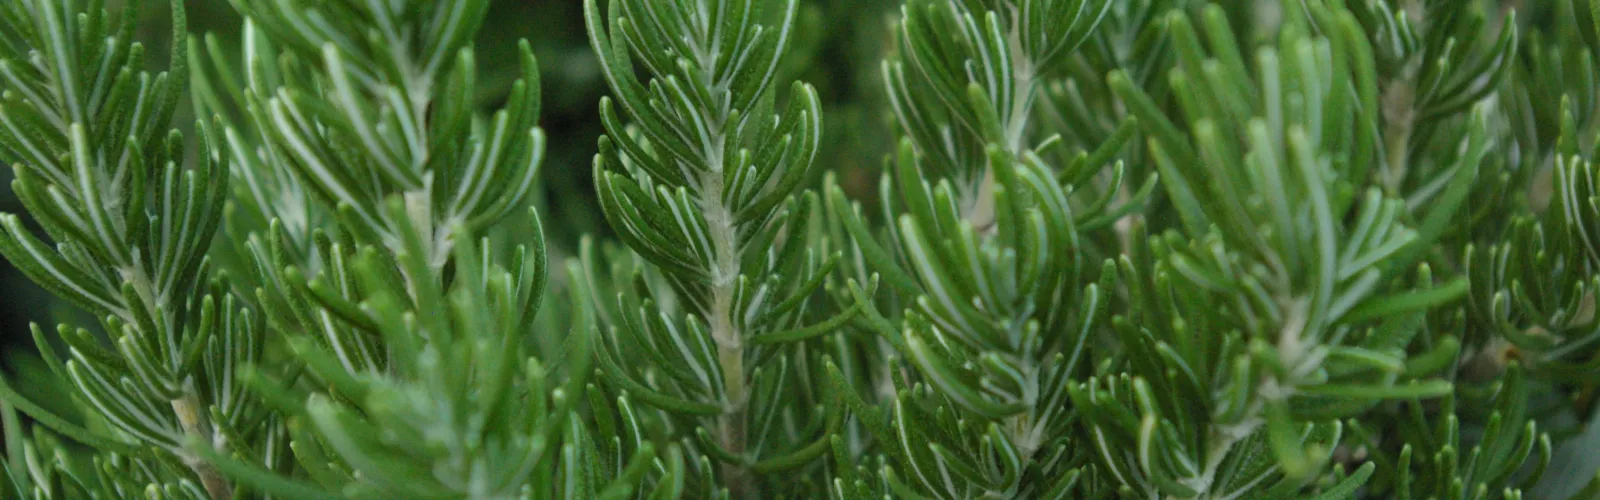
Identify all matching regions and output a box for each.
[825,0,1133,497]
[183,0,672,496]
[0,0,251,497]
[4,0,1600,498]
[583,0,842,496]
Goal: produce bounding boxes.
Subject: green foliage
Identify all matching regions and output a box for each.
[0,0,252,496]
[822,0,1133,497]
[2,0,1600,499]
[583,0,838,495]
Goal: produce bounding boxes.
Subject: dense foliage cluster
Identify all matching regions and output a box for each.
[1,0,1599,498]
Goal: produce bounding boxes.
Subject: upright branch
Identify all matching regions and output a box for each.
[227,0,545,285]
[0,1,261,496]
[1344,0,1517,196]
[586,0,840,495]
[823,0,1134,497]
[884,0,1111,227]
[1084,2,1500,496]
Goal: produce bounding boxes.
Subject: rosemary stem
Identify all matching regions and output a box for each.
[172,396,233,500]
[703,133,753,497]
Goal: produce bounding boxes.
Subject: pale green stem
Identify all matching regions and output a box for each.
[701,131,753,497]
[173,395,232,500]
[123,263,232,499]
